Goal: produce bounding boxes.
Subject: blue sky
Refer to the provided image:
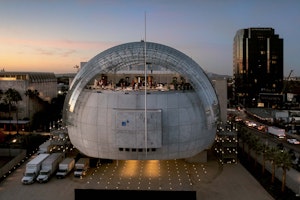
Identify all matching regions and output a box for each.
[0,0,299,76]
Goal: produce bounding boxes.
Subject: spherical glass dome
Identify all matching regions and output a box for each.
[64,41,220,160]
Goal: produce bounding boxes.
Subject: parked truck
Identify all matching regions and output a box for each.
[37,140,53,154]
[74,158,90,177]
[267,126,286,139]
[56,157,75,179]
[21,153,50,184]
[36,152,64,183]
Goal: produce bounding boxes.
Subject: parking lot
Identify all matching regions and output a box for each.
[0,152,274,200]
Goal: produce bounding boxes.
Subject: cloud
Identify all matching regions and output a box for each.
[62,49,77,57]
[0,37,119,51]
[35,48,55,56]
[35,47,77,58]
[0,37,120,58]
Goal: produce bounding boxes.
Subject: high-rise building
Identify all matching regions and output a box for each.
[233,27,283,108]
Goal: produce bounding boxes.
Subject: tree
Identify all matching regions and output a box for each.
[288,149,297,166]
[252,138,263,168]
[29,93,65,132]
[261,143,270,175]
[3,88,22,134]
[25,89,39,120]
[275,149,293,193]
[0,89,3,118]
[265,146,278,184]
[50,94,66,120]
[0,89,3,99]
[239,126,248,155]
[246,132,256,161]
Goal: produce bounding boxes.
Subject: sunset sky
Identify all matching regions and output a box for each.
[0,0,299,76]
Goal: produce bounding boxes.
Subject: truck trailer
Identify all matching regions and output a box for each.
[21,153,50,184]
[37,140,53,154]
[267,126,286,139]
[74,158,90,177]
[56,157,75,179]
[36,152,64,183]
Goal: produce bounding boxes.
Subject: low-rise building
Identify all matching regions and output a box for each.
[0,72,57,130]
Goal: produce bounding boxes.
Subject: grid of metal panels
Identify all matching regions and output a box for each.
[65,41,219,128]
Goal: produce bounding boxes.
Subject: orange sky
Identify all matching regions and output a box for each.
[0,37,119,73]
[1,1,299,76]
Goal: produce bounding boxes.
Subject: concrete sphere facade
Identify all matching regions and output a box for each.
[64,41,220,160]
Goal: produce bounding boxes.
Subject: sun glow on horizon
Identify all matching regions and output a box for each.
[0,38,120,73]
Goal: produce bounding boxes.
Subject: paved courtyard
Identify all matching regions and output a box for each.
[0,152,274,200]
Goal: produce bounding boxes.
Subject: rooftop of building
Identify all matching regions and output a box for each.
[0,71,56,82]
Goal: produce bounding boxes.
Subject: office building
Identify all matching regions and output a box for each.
[233,27,283,108]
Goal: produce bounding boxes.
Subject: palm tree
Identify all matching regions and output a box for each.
[239,126,248,155]
[275,149,293,193]
[25,89,39,119]
[3,88,22,134]
[252,138,263,168]
[0,89,3,118]
[246,132,256,161]
[265,146,279,184]
[261,143,270,175]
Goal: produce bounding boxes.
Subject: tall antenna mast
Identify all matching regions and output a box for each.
[144,11,148,156]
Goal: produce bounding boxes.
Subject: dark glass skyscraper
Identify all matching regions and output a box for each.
[233,27,283,107]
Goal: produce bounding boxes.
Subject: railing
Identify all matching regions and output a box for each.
[0,149,27,178]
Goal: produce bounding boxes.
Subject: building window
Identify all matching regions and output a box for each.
[260,51,266,55]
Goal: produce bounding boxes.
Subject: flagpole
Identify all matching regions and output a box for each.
[144,11,148,156]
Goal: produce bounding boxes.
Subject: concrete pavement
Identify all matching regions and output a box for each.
[0,154,274,200]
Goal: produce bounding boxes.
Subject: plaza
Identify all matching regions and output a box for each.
[0,151,273,200]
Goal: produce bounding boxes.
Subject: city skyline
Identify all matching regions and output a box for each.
[0,0,299,76]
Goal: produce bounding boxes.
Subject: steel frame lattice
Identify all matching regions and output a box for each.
[65,41,220,128]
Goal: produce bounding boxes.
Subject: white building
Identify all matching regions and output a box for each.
[64,41,220,160]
